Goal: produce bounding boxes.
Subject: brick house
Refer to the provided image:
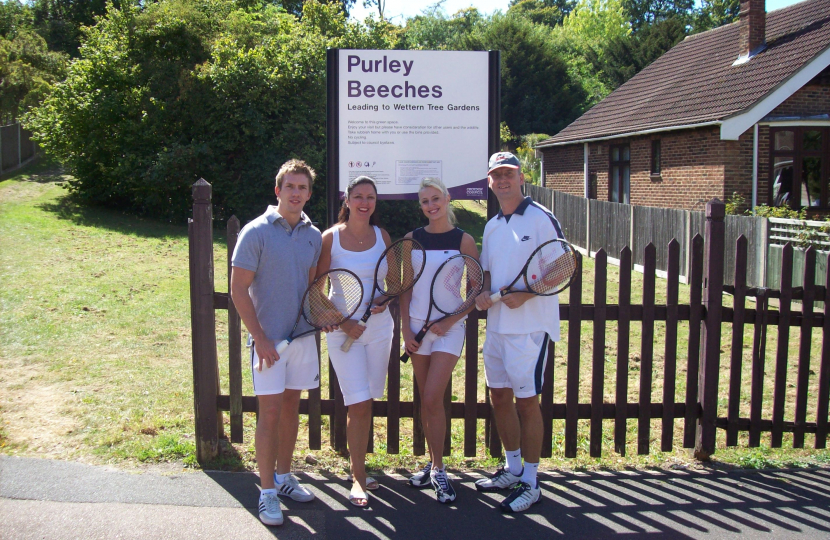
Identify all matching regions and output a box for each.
[536,0,830,214]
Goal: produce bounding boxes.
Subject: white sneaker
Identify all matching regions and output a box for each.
[499,482,542,513]
[275,473,315,502]
[258,492,284,526]
[408,462,432,488]
[474,466,522,492]
[430,469,457,503]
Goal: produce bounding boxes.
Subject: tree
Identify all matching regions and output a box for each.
[0,0,32,39]
[362,0,386,20]
[0,28,67,123]
[589,15,686,89]
[551,0,630,104]
[398,6,485,50]
[507,0,574,28]
[30,0,122,57]
[461,14,586,135]
[693,0,739,32]
[621,0,693,33]
[270,0,357,17]
[515,133,550,184]
[24,0,396,224]
[401,10,586,137]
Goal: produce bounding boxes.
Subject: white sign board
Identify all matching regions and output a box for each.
[337,50,490,200]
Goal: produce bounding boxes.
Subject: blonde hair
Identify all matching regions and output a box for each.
[275,159,316,189]
[419,177,456,226]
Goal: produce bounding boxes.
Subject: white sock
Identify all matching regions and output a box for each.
[505,448,523,476]
[261,488,276,497]
[274,472,290,484]
[521,462,539,488]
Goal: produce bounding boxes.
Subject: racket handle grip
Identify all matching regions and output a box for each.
[340,321,367,352]
[489,290,505,304]
[400,328,428,363]
[275,339,289,355]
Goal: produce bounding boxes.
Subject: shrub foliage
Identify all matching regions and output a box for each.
[25,0,394,225]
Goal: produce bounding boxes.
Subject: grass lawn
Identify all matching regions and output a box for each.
[1,162,828,474]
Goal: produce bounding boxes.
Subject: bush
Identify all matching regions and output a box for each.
[0,28,67,122]
[375,200,426,239]
[750,204,830,249]
[24,0,397,225]
[724,191,745,215]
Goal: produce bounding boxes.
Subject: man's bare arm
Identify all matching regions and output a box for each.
[231,266,278,370]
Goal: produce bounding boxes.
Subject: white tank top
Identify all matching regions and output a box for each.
[329,226,387,314]
[409,227,465,321]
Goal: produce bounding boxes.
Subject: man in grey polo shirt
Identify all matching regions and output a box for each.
[230,159,322,526]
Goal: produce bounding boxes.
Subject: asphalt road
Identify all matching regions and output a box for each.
[2,456,830,539]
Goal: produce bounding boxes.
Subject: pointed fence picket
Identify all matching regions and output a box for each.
[190,181,829,464]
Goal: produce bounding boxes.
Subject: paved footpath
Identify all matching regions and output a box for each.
[2,456,830,539]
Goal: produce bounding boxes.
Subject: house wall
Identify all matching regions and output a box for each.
[541,143,583,195]
[542,126,729,210]
[769,78,830,117]
[541,75,830,211]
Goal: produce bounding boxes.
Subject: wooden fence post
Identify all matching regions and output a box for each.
[227,217,243,444]
[189,179,221,464]
[695,199,725,460]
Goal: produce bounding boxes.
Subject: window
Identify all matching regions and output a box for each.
[770,127,829,209]
[651,140,661,176]
[609,143,630,204]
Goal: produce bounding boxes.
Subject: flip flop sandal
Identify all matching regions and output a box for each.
[349,487,370,507]
[347,475,379,491]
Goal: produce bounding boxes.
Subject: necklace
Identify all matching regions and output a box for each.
[345,225,372,245]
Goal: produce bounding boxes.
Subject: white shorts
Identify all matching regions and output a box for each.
[482,331,551,399]
[250,334,319,395]
[408,317,466,357]
[326,310,394,406]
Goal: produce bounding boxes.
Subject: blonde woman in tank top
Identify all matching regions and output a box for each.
[400,177,479,504]
[316,176,394,507]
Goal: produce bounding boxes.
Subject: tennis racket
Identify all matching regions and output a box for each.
[341,238,426,352]
[489,238,580,304]
[256,269,362,372]
[401,254,484,363]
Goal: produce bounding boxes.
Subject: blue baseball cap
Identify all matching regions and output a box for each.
[488,152,521,174]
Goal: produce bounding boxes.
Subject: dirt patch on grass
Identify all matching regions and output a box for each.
[0,357,83,458]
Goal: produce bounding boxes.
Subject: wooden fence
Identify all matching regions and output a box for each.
[189,180,830,464]
[0,123,36,176]
[525,184,769,288]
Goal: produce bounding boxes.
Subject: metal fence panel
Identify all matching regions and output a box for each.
[591,198,631,259]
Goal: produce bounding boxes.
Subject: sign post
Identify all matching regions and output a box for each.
[327,49,500,226]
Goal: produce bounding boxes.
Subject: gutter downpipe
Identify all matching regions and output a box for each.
[584,143,589,198]
[752,123,759,210]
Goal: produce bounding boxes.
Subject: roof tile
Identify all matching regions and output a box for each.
[540,0,830,145]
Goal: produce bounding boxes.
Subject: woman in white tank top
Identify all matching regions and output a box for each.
[400,178,480,503]
[316,176,393,507]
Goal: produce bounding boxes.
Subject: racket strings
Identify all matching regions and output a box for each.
[526,243,578,295]
[379,239,423,296]
[442,263,464,299]
[434,256,484,315]
[304,270,362,327]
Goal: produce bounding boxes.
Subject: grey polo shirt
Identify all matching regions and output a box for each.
[232,206,322,342]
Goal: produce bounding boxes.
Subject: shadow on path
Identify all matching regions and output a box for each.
[203,466,830,539]
[2,457,829,539]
